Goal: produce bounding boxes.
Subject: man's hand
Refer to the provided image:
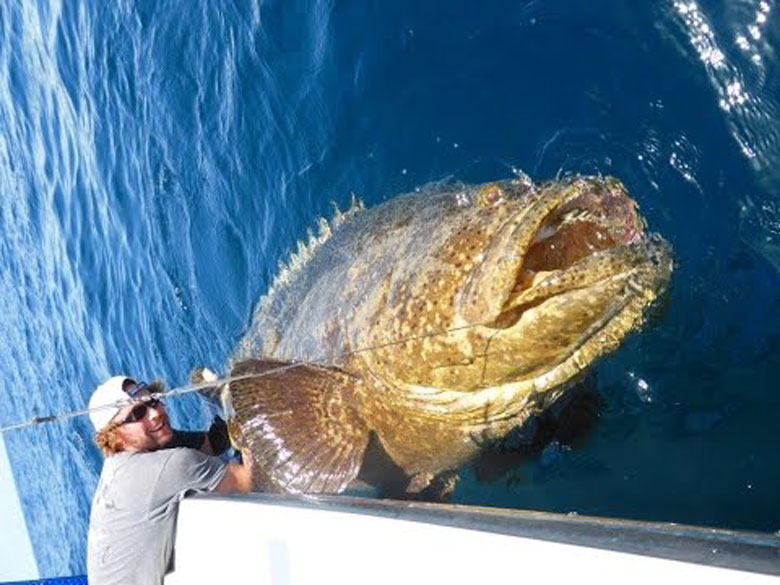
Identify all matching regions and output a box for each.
[214,448,254,494]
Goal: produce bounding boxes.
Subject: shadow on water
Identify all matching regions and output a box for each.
[470,374,605,488]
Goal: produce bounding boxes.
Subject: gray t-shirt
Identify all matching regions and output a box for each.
[87,448,227,585]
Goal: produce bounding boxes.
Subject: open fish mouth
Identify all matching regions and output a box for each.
[456,176,672,331]
[501,179,669,321]
[520,179,643,278]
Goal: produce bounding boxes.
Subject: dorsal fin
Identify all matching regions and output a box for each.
[261,195,365,306]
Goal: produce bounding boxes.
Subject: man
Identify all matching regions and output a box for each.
[86,375,253,585]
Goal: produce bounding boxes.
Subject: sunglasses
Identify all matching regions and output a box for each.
[116,398,162,426]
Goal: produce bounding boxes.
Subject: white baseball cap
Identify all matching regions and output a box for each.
[88,376,147,432]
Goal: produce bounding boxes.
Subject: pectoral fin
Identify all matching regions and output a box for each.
[227,358,370,494]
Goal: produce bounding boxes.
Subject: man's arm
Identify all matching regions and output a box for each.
[167,430,209,452]
[203,416,231,455]
[166,417,231,455]
[214,450,253,494]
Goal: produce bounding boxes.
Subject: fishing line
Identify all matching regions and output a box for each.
[0,318,493,434]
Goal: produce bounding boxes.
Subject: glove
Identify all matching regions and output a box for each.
[166,430,206,451]
[207,415,231,456]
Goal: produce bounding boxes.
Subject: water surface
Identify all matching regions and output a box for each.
[0,0,779,577]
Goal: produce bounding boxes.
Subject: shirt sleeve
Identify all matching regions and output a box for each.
[155,448,228,503]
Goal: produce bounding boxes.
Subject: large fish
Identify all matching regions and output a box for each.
[221,175,672,496]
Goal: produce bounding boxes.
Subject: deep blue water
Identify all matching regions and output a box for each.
[1,0,779,578]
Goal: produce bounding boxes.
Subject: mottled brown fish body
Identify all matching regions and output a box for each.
[228,176,672,494]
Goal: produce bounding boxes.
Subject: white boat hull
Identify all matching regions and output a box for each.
[167,494,780,584]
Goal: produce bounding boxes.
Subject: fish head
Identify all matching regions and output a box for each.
[459,176,672,391]
[367,176,672,399]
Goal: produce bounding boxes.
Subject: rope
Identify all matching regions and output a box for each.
[0,319,491,434]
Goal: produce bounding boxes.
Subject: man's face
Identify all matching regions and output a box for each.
[112,387,173,453]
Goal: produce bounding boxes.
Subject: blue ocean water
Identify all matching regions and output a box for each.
[1,0,779,578]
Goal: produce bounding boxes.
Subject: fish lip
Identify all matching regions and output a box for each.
[518,180,646,268]
[475,236,673,395]
[530,178,643,247]
[540,240,672,380]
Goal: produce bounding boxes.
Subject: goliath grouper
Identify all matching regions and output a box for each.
[219,175,672,496]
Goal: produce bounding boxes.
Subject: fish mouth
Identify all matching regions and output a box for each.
[498,178,665,320]
[519,179,642,278]
[451,177,673,391]
[456,177,671,329]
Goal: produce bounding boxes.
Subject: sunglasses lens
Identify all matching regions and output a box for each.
[122,399,161,425]
[128,404,148,423]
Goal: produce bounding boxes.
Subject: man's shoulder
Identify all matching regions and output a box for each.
[158,446,212,469]
[124,446,212,473]
[152,447,228,497]
[114,448,181,465]
[100,449,177,481]
[105,446,213,468]
[103,447,225,489]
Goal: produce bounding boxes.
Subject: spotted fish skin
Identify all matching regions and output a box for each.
[227,176,672,494]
